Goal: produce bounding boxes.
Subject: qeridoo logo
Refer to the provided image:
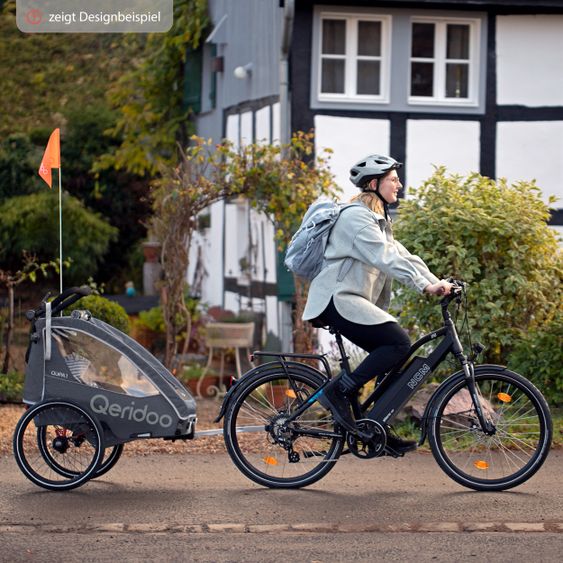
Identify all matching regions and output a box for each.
[90,394,173,428]
[407,363,431,390]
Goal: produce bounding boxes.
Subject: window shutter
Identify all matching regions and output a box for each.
[184,48,203,113]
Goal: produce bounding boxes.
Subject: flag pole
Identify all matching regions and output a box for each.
[58,167,63,293]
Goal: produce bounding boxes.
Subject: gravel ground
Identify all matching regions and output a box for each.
[0,399,226,457]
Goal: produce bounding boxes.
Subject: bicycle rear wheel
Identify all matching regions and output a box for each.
[224,365,344,488]
[429,370,552,491]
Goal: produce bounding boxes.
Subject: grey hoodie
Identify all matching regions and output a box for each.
[302,202,440,325]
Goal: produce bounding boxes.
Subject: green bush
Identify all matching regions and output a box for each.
[508,311,563,406]
[65,294,130,334]
[393,168,562,365]
[0,371,24,403]
[137,306,166,333]
[0,191,118,285]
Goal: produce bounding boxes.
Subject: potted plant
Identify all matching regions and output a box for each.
[179,364,221,398]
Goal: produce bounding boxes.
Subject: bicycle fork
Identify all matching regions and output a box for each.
[461,361,496,435]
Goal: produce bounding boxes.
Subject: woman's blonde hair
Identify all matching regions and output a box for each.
[350,190,385,215]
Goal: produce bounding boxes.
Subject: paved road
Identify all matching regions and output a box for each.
[1,450,562,562]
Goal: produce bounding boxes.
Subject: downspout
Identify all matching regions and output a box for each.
[279,0,295,349]
[280,0,294,148]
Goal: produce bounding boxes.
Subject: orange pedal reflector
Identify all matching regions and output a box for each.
[263,456,278,466]
[474,460,489,470]
[285,389,297,399]
[497,392,512,403]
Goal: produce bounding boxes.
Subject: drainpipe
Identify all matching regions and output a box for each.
[279,1,295,350]
[280,0,294,148]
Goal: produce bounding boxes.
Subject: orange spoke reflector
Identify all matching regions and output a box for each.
[474,460,489,470]
[497,393,512,403]
[263,456,278,466]
[285,389,297,399]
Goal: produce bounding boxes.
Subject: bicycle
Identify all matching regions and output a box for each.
[217,280,552,491]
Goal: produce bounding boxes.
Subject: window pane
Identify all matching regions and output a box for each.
[321,59,345,93]
[446,63,468,98]
[447,25,470,59]
[322,19,346,55]
[357,60,380,95]
[412,23,434,58]
[358,21,381,56]
[411,62,434,96]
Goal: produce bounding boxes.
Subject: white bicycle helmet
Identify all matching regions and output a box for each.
[349,154,402,188]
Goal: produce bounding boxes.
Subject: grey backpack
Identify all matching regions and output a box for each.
[284,200,362,280]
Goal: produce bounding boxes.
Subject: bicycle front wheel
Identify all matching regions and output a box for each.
[429,370,552,491]
[224,365,344,489]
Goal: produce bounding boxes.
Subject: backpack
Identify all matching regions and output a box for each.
[284,200,362,280]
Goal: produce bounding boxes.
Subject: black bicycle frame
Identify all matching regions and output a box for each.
[282,289,494,435]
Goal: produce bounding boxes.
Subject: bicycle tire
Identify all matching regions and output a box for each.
[428,369,552,491]
[37,427,123,480]
[224,364,344,489]
[13,401,104,491]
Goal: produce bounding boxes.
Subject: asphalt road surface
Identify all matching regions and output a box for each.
[1,450,562,562]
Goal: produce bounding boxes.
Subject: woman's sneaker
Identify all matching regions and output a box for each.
[317,376,357,434]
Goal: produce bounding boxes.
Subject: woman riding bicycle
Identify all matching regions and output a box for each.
[303,154,453,452]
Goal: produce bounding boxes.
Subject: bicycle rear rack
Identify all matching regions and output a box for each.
[251,351,334,380]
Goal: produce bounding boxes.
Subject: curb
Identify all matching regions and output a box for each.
[0,522,561,534]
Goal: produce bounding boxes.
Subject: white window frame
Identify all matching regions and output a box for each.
[409,16,480,106]
[317,12,391,104]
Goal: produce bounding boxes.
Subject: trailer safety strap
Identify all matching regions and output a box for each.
[45,301,52,361]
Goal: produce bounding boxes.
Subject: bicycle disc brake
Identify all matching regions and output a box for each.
[347,419,386,459]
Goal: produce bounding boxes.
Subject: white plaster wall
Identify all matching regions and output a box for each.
[406,120,480,191]
[497,15,563,107]
[272,102,280,144]
[240,111,253,146]
[314,115,391,202]
[255,105,271,142]
[205,200,226,306]
[226,113,239,149]
[496,121,563,206]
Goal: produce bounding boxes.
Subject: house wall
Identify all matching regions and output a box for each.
[293,1,563,216]
[192,0,284,341]
[189,1,563,351]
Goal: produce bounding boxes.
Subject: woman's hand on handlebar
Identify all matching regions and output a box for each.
[424,279,454,296]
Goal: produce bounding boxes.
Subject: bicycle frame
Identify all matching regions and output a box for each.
[281,287,494,436]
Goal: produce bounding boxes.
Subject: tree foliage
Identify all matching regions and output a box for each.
[393,168,562,366]
[0,191,118,286]
[98,0,209,176]
[0,1,143,138]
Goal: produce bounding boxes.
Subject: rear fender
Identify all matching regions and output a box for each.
[419,364,508,445]
[214,360,327,422]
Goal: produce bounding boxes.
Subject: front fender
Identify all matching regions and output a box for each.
[419,364,509,445]
[213,360,328,423]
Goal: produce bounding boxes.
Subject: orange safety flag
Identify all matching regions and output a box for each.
[38,128,61,188]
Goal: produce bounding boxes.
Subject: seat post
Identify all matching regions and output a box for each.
[330,328,352,375]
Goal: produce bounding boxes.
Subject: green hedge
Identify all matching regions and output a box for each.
[64,294,130,334]
[508,311,563,406]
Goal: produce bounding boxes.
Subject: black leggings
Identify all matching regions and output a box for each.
[317,299,411,388]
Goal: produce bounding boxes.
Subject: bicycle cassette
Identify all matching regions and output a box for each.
[347,419,386,459]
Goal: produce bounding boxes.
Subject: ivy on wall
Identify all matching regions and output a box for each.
[97,0,209,176]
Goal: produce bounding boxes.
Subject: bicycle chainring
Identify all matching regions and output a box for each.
[347,419,386,459]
